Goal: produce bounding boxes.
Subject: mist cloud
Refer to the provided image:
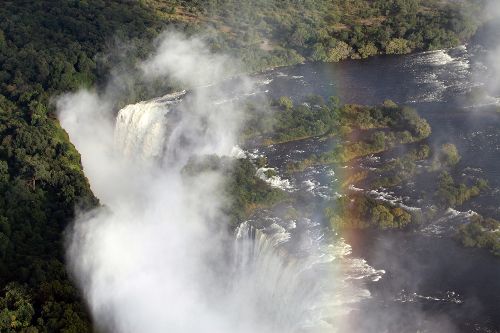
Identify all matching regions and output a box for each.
[140,31,238,87]
[56,32,311,333]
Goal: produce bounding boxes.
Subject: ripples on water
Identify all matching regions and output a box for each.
[263,43,496,106]
[250,42,500,331]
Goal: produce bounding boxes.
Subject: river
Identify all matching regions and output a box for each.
[245,24,500,333]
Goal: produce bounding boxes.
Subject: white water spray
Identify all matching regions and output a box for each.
[114,91,186,160]
[57,31,386,333]
[57,32,328,333]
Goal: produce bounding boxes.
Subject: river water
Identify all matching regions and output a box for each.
[245,26,500,333]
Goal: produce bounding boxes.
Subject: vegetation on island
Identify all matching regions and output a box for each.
[436,171,488,208]
[371,144,431,188]
[325,193,419,230]
[322,137,489,231]
[279,99,431,172]
[330,129,490,240]
[269,95,340,143]
[457,215,500,256]
[183,155,287,225]
[244,96,436,232]
[261,95,492,233]
[321,105,431,231]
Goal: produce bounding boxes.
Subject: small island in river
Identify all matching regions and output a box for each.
[232,95,500,256]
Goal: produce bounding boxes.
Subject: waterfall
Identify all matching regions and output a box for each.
[114,91,186,159]
[110,92,333,331]
[63,83,384,332]
[109,95,386,332]
[232,221,320,332]
[232,219,385,332]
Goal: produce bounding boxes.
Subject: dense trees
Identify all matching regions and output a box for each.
[326,193,417,230]
[385,38,412,55]
[437,143,461,167]
[184,0,486,69]
[266,96,431,146]
[457,215,500,256]
[436,171,487,207]
[0,1,171,330]
[228,158,287,222]
[277,99,431,171]
[0,284,35,332]
[269,95,338,143]
[371,144,430,187]
[0,96,97,331]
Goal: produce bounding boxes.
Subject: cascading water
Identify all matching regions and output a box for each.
[101,90,387,332]
[114,91,186,160]
[57,31,392,333]
[59,86,389,333]
[112,93,327,331]
[233,212,386,332]
[231,221,320,332]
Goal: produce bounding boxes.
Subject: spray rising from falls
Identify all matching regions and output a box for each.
[57,32,384,333]
[62,92,327,332]
[57,32,329,333]
[107,93,331,332]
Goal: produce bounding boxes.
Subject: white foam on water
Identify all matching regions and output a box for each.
[301,178,332,199]
[303,179,317,192]
[367,188,421,212]
[406,47,473,102]
[230,145,247,159]
[256,167,295,191]
[395,290,463,305]
[348,185,364,192]
[421,208,479,236]
[259,78,273,85]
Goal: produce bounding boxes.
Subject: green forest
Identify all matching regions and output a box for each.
[187,0,486,70]
[0,1,171,330]
[0,0,493,330]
